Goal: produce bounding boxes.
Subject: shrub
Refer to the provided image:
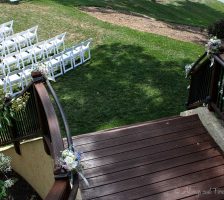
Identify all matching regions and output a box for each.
[208,19,224,39]
[0,153,15,200]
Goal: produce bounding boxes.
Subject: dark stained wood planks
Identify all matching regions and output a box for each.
[71,115,224,200]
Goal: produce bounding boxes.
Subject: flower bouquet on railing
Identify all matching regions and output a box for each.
[185,63,194,78]
[32,63,55,82]
[206,37,222,67]
[0,89,30,129]
[206,37,222,56]
[58,146,89,187]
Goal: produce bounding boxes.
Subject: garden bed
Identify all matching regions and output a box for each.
[7,171,42,200]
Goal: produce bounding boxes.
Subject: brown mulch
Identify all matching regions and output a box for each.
[80,7,208,44]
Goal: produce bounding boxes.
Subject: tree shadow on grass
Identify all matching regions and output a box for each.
[52,43,192,136]
[46,0,224,27]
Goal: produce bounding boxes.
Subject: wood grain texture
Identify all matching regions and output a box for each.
[72,115,224,200]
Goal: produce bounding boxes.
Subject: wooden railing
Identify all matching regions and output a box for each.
[209,54,224,120]
[0,72,79,199]
[187,52,224,120]
[186,52,212,109]
[0,83,41,154]
[32,73,79,200]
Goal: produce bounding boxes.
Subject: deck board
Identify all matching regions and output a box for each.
[77,125,206,153]
[73,115,200,146]
[81,150,221,189]
[72,115,224,200]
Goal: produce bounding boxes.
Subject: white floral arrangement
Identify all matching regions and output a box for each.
[37,63,50,75]
[185,63,194,78]
[59,147,89,186]
[33,63,55,82]
[206,37,222,55]
[0,153,16,199]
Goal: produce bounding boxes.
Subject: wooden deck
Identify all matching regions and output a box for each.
[73,115,224,200]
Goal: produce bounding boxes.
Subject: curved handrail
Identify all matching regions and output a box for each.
[44,180,71,200]
[31,73,80,199]
[34,82,64,160]
[187,52,208,77]
[45,80,73,150]
[214,54,224,69]
[33,81,72,200]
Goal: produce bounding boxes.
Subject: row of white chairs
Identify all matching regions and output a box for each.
[0,20,14,42]
[36,38,92,80]
[0,26,38,57]
[0,32,66,76]
[0,38,92,96]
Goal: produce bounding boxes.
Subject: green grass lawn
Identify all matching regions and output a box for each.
[0,1,205,135]
[31,0,224,27]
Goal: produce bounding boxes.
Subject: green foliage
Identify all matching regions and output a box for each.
[0,180,6,200]
[0,153,15,200]
[0,90,30,129]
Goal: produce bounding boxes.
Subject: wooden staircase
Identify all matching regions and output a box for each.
[73,115,224,200]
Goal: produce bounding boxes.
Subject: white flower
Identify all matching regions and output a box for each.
[185,63,194,78]
[4,179,15,188]
[72,161,78,169]
[62,149,69,157]
[206,37,222,55]
[64,156,74,165]
[59,148,88,186]
[0,153,11,173]
[60,149,82,171]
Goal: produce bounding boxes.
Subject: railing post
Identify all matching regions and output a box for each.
[10,117,21,155]
[208,62,221,111]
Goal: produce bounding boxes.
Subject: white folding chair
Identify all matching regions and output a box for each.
[43,40,57,58]
[0,20,14,39]
[0,75,6,93]
[18,64,33,86]
[5,69,24,96]
[2,52,20,74]
[43,53,63,80]
[21,26,38,46]
[44,33,66,57]
[81,38,92,63]
[18,50,34,68]
[61,47,74,73]
[71,43,83,68]
[14,35,29,50]
[53,32,66,52]
[0,38,19,56]
[27,43,45,62]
